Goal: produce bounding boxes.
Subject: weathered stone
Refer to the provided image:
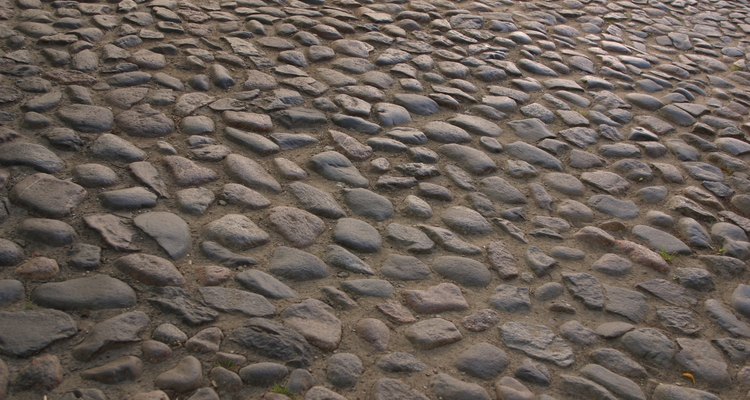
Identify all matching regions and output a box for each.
[282,299,341,351]
[11,173,86,217]
[81,356,143,384]
[404,283,468,314]
[500,322,574,367]
[148,287,219,326]
[114,253,185,286]
[73,311,150,360]
[32,275,136,310]
[199,286,275,317]
[204,214,269,251]
[230,318,314,367]
[155,356,203,392]
[406,318,462,349]
[57,105,113,133]
[269,246,330,281]
[0,309,77,357]
[268,206,325,248]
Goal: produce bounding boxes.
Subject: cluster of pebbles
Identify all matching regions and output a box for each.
[3,0,750,398]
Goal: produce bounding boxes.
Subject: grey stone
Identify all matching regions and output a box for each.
[455,342,509,380]
[514,358,551,386]
[580,364,645,400]
[700,255,746,278]
[269,246,330,281]
[134,212,191,260]
[490,284,531,313]
[282,298,341,351]
[385,224,434,255]
[705,299,750,337]
[239,362,288,387]
[230,318,314,367]
[32,274,136,310]
[589,195,639,219]
[621,328,676,368]
[0,142,64,173]
[341,279,394,298]
[500,322,575,367]
[116,104,174,137]
[449,114,502,137]
[91,133,146,162]
[0,309,77,357]
[439,144,497,175]
[326,353,363,388]
[377,352,427,373]
[0,279,23,306]
[560,375,616,400]
[57,104,113,133]
[651,384,720,400]
[505,141,563,170]
[220,183,270,210]
[393,93,438,115]
[657,306,702,335]
[563,273,605,309]
[288,181,345,219]
[432,256,492,287]
[268,206,325,248]
[18,218,76,246]
[83,213,138,251]
[324,245,374,275]
[11,173,86,217]
[225,154,281,193]
[204,214,269,251]
[164,155,218,186]
[81,355,143,384]
[674,268,714,291]
[355,318,389,351]
[441,206,492,235]
[344,188,393,221]
[592,254,632,276]
[424,121,471,143]
[372,378,429,400]
[177,187,215,215]
[73,311,149,360]
[674,338,730,387]
[405,318,462,349]
[236,269,298,299]
[560,320,599,346]
[333,218,381,253]
[581,171,630,195]
[155,356,203,392]
[526,246,558,276]
[13,354,63,391]
[310,151,368,187]
[404,283,468,314]
[713,337,750,364]
[100,187,157,210]
[199,286,275,317]
[304,386,347,400]
[732,284,750,318]
[632,225,690,255]
[508,118,555,142]
[589,348,646,379]
[604,285,649,323]
[636,279,697,307]
[430,373,491,400]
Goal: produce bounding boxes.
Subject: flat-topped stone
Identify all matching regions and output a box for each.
[32,274,136,310]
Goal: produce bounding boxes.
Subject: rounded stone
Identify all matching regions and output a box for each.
[333,218,382,253]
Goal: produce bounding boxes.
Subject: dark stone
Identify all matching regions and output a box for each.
[230,318,314,368]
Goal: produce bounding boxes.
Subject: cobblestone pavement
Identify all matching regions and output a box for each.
[1,0,750,398]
